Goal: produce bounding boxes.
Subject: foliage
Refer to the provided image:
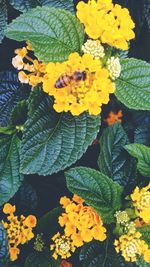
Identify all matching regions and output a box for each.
[65,167,123,223]
[125,144,150,177]
[20,89,100,175]
[6,7,84,63]
[25,250,60,267]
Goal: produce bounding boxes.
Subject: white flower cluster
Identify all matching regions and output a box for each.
[107,56,121,80]
[82,39,105,59]
[115,211,129,225]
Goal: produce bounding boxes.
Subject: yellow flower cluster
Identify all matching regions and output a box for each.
[82,39,105,59]
[12,43,46,87]
[50,233,75,260]
[114,231,150,262]
[77,0,135,50]
[131,183,150,224]
[2,203,37,261]
[51,195,106,259]
[43,52,115,116]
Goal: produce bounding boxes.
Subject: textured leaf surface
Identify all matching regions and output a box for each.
[20,89,100,175]
[134,124,150,146]
[0,72,29,126]
[0,223,9,266]
[97,123,134,186]
[37,207,62,237]
[0,0,7,43]
[10,100,28,126]
[65,167,122,223]
[10,0,74,13]
[80,240,132,267]
[25,251,60,267]
[115,59,150,110]
[125,144,150,177]
[6,6,84,62]
[0,134,23,206]
[138,225,150,246]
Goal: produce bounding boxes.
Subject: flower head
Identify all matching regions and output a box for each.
[2,204,36,261]
[131,183,150,223]
[115,211,129,225]
[114,231,150,262]
[50,233,75,260]
[43,52,115,116]
[107,56,121,80]
[82,39,105,59]
[77,0,135,50]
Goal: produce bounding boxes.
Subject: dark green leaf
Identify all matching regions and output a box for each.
[40,0,74,12]
[25,250,60,267]
[37,207,62,237]
[137,256,150,267]
[144,0,150,30]
[0,223,9,266]
[0,134,23,206]
[0,126,16,135]
[125,144,150,177]
[80,240,132,267]
[0,0,7,43]
[138,225,150,246]
[20,89,100,176]
[6,6,85,63]
[134,124,150,146]
[115,59,150,111]
[9,0,74,13]
[65,167,123,223]
[97,123,135,186]
[10,100,28,126]
[0,71,29,127]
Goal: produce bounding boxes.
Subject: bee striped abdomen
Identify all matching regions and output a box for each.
[55,75,71,88]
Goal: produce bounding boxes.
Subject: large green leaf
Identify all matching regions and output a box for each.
[80,240,132,267]
[37,207,62,237]
[9,0,74,13]
[125,144,150,177]
[0,71,29,127]
[97,123,135,186]
[65,167,123,223]
[0,134,23,206]
[138,225,150,246]
[6,6,85,63]
[115,59,150,111]
[0,223,9,266]
[25,251,60,267]
[20,89,100,176]
[0,0,7,43]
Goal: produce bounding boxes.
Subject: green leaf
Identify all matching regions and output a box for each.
[0,126,16,135]
[65,167,123,223]
[0,0,7,43]
[0,223,9,266]
[10,100,28,126]
[97,123,135,186]
[0,134,23,206]
[6,6,85,63]
[20,89,100,176]
[80,240,132,267]
[9,0,74,13]
[37,207,62,237]
[40,0,74,12]
[0,71,29,127]
[125,144,150,177]
[138,225,150,246]
[25,251,60,267]
[115,59,150,111]
[137,256,150,267]
[134,124,150,146]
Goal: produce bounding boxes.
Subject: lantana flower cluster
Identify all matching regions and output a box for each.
[114,183,150,263]
[77,0,135,50]
[50,194,106,259]
[12,42,46,87]
[43,52,115,116]
[2,203,37,261]
[131,183,150,224]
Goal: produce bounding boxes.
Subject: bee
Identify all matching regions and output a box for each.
[55,71,87,88]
